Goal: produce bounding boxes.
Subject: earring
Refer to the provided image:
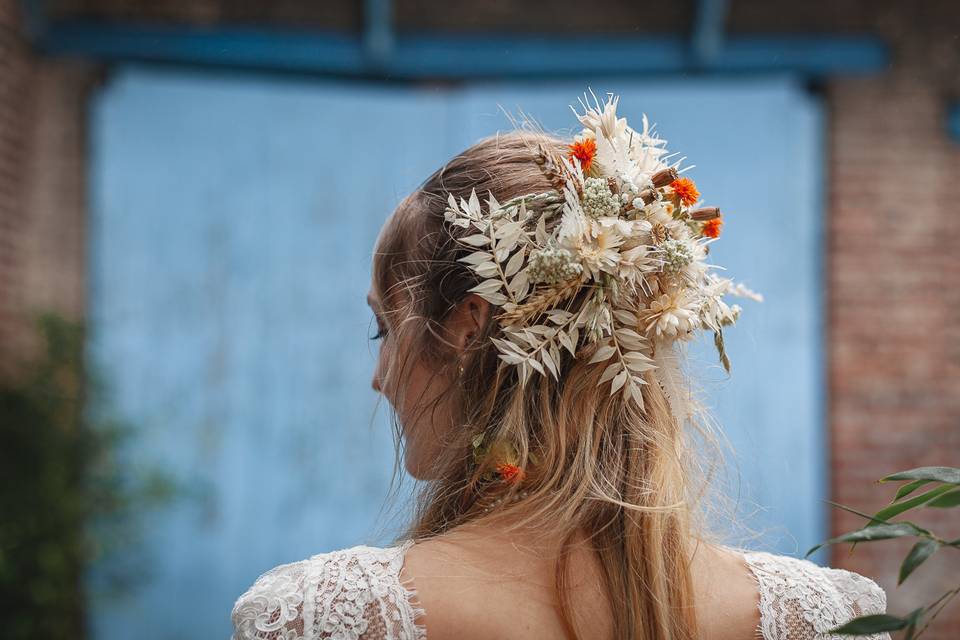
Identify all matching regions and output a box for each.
[458,362,465,377]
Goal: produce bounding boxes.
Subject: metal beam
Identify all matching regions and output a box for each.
[692,0,729,66]
[36,20,888,79]
[363,0,393,69]
[18,0,48,42]
[949,103,960,142]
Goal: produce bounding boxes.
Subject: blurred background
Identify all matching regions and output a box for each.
[0,1,957,638]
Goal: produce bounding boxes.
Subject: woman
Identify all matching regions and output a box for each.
[231,94,889,640]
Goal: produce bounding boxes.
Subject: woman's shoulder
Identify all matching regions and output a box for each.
[230,542,426,640]
[736,548,890,640]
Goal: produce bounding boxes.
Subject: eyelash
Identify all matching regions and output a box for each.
[370,320,387,341]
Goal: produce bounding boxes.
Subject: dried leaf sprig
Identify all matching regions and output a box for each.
[444,91,763,416]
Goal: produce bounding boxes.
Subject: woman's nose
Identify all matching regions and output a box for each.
[371,369,381,393]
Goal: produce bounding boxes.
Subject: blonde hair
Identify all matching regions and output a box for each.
[372,131,719,640]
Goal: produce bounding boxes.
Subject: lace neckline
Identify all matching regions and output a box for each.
[232,541,889,640]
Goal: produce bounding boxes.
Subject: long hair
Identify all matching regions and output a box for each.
[372,131,720,640]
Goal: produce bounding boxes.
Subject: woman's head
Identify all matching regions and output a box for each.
[369,130,710,638]
[369,132,568,479]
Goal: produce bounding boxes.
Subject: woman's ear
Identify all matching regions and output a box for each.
[444,294,490,352]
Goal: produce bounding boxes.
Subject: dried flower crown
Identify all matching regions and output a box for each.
[444,92,763,418]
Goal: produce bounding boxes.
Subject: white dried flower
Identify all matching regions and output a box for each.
[581,177,621,219]
[440,93,762,412]
[575,221,624,278]
[528,246,583,285]
[575,92,628,139]
[660,238,694,273]
[643,290,700,340]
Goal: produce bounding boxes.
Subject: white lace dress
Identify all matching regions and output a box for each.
[230,541,890,640]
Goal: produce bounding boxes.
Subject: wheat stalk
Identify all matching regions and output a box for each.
[496,274,586,326]
[534,143,577,195]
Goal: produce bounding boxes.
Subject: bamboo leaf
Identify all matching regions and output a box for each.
[881,466,960,484]
[807,522,926,557]
[871,485,955,523]
[824,500,888,525]
[898,539,939,584]
[893,479,934,502]
[926,487,960,508]
[830,614,910,635]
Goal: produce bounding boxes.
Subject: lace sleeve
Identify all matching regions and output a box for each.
[231,542,426,640]
[743,551,890,640]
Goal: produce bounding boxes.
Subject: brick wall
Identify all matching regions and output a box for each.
[0,0,32,377]
[6,0,960,635]
[18,60,93,352]
[827,25,960,638]
[0,2,91,376]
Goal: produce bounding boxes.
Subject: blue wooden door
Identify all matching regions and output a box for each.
[88,67,823,639]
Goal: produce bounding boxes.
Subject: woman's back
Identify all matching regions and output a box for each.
[230,523,889,640]
[231,94,890,640]
[399,526,759,640]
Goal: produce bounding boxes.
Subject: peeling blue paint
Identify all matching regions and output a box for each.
[88,69,826,638]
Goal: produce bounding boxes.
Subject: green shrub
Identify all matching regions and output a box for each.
[0,315,175,640]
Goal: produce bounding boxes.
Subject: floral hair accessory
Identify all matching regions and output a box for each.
[444,91,763,418]
[471,433,525,485]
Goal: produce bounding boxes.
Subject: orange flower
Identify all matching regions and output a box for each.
[568,138,597,174]
[701,217,723,238]
[496,463,523,484]
[670,177,700,207]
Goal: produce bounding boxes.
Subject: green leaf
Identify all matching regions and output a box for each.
[870,484,955,523]
[831,614,909,634]
[898,539,939,584]
[807,522,925,557]
[926,487,960,508]
[825,500,887,525]
[892,479,933,502]
[881,466,960,484]
[901,608,926,640]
